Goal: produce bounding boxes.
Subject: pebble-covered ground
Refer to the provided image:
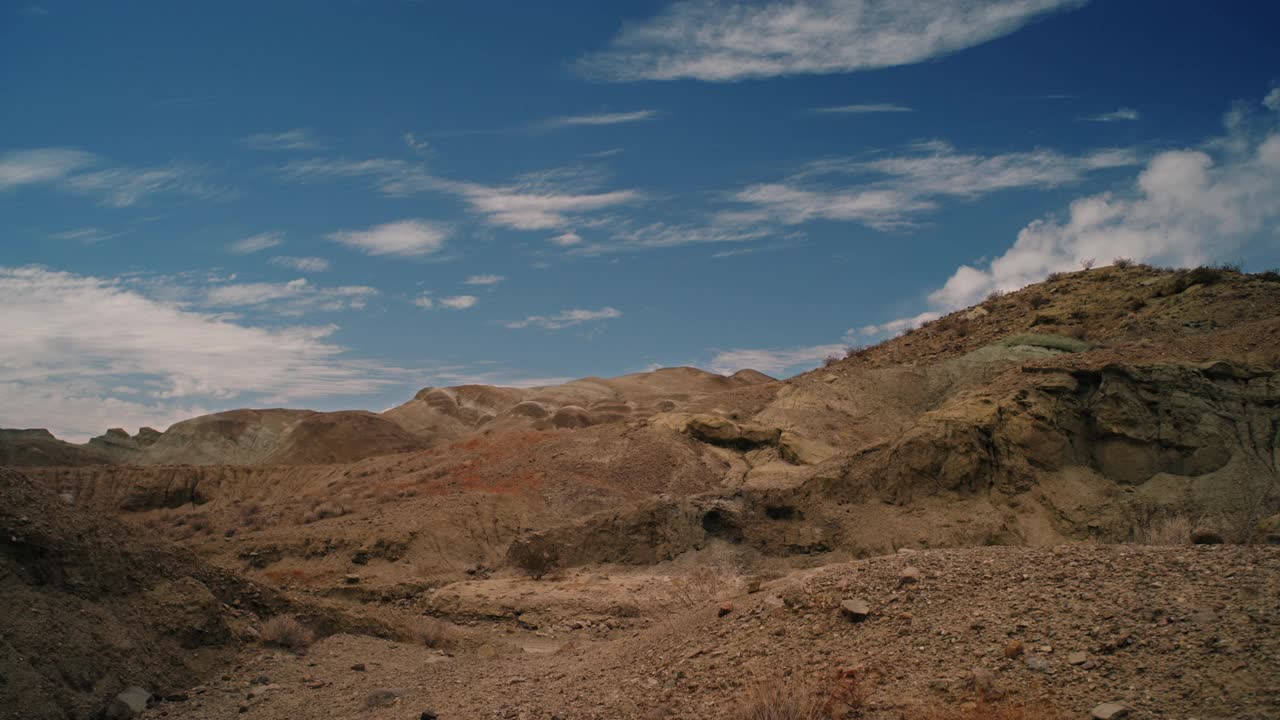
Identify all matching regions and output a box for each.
[141,544,1280,720]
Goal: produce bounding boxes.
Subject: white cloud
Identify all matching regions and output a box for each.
[506,307,622,330]
[457,182,640,231]
[201,278,377,314]
[857,310,941,338]
[879,92,1280,327]
[328,219,448,257]
[463,274,505,285]
[229,232,284,254]
[413,295,434,309]
[1264,89,1280,112]
[730,141,1139,230]
[0,266,406,441]
[0,148,95,189]
[551,231,584,246]
[571,218,775,254]
[242,129,322,151]
[707,343,848,376]
[438,295,478,310]
[1086,108,1141,122]
[280,157,435,196]
[577,0,1085,81]
[269,256,331,272]
[815,103,914,114]
[541,110,660,129]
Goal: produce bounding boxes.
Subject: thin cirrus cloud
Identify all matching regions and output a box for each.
[228,232,284,254]
[866,92,1280,335]
[241,128,323,151]
[575,0,1087,82]
[814,103,914,114]
[724,140,1140,230]
[1085,108,1141,122]
[327,219,449,257]
[463,274,505,286]
[200,278,377,314]
[539,110,660,130]
[506,306,622,330]
[0,266,407,441]
[278,158,640,232]
[268,256,331,272]
[0,147,227,207]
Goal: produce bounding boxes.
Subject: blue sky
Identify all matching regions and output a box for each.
[3,0,1279,440]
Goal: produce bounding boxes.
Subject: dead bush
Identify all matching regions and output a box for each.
[260,615,314,649]
[1080,257,1096,270]
[415,617,457,649]
[1024,293,1049,310]
[1136,515,1193,545]
[668,565,733,608]
[1112,257,1134,268]
[301,501,348,524]
[822,354,842,368]
[731,678,826,720]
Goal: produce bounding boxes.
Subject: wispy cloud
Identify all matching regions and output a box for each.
[463,274,505,286]
[20,5,48,16]
[404,132,433,155]
[269,256,331,272]
[0,148,94,189]
[577,0,1086,82]
[201,278,377,314]
[1085,108,1141,122]
[328,219,448,258]
[727,141,1140,230]
[0,147,229,207]
[506,306,622,330]
[228,232,284,254]
[540,110,660,129]
[707,343,848,376]
[242,128,323,151]
[438,295,478,310]
[550,231,584,246]
[814,103,914,114]
[50,227,126,244]
[0,266,407,441]
[279,157,639,232]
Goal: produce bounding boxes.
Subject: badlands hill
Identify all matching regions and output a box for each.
[3,263,1279,720]
[1,367,777,468]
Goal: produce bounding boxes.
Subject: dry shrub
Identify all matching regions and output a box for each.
[668,565,733,608]
[1024,293,1050,310]
[301,501,348,524]
[1112,257,1134,268]
[1080,257,1096,270]
[260,614,314,649]
[822,354,842,368]
[985,290,1006,304]
[731,678,826,720]
[1136,515,1193,546]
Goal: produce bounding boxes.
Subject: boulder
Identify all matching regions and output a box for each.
[1190,527,1225,545]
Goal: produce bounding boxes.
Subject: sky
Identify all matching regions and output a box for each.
[2,0,1279,441]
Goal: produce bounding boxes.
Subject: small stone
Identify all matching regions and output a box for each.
[420,711,439,720]
[718,602,734,617]
[105,687,151,720]
[1091,702,1129,719]
[840,598,870,622]
[351,663,366,672]
[1068,651,1088,665]
[1023,654,1051,672]
[1003,640,1024,659]
[344,574,361,584]
[899,566,921,586]
[968,668,1000,698]
[250,675,270,686]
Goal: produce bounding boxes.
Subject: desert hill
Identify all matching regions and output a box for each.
[3,264,1280,719]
